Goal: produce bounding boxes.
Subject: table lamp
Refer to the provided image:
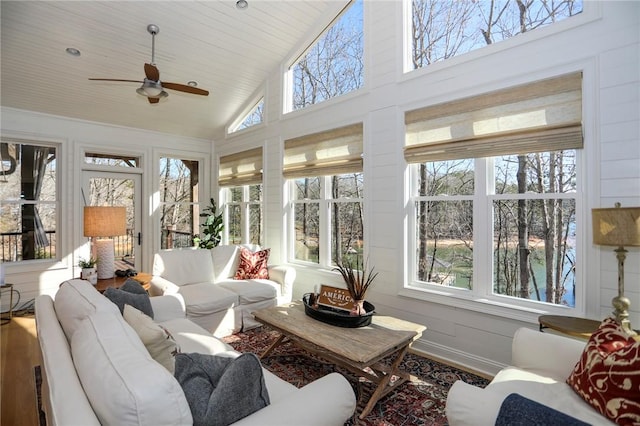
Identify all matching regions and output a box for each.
[592,203,640,336]
[83,206,126,279]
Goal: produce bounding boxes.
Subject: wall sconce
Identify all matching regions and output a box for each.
[83,206,126,279]
[592,202,640,336]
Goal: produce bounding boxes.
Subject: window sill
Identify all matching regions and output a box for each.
[399,284,581,325]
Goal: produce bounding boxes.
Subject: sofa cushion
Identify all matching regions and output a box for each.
[217,279,278,304]
[54,279,120,341]
[211,245,241,282]
[179,283,238,316]
[104,286,154,318]
[566,317,640,426]
[496,393,589,426]
[70,312,192,425]
[174,352,270,426]
[234,247,270,280]
[123,304,180,373]
[160,317,236,356]
[154,248,216,286]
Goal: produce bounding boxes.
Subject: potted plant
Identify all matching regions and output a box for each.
[193,198,224,249]
[78,257,98,285]
[333,256,378,316]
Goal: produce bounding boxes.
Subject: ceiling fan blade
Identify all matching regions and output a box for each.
[145,63,160,81]
[148,97,160,104]
[89,78,143,83]
[162,82,209,96]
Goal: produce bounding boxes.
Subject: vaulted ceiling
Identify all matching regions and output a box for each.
[1,1,346,140]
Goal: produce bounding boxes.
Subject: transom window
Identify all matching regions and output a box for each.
[409,0,583,71]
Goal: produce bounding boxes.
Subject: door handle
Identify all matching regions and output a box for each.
[137,232,142,245]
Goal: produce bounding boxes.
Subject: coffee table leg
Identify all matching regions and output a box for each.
[260,333,287,359]
[359,344,410,419]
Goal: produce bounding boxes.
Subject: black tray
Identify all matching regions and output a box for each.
[302,293,375,328]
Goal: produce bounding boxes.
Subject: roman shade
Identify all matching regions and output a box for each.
[218,147,263,187]
[404,72,583,163]
[283,123,363,179]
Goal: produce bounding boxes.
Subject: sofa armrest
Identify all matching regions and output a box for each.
[149,294,186,323]
[511,327,586,380]
[149,275,181,297]
[267,265,296,302]
[232,373,355,426]
[446,381,504,426]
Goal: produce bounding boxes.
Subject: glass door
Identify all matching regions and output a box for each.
[82,171,142,272]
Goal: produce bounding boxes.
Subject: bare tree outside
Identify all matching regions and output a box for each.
[292,0,363,110]
[411,0,583,69]
[160,157,199,249]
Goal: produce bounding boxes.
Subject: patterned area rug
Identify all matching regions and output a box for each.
[223,326,490,426]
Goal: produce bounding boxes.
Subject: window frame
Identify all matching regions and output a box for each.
[0,138,61,266]
[222,184,263,245]
[404,153,585,322]
[288,173,364,269]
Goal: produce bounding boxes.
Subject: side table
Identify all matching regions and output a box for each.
[538,315,601,339]
[94,272,152,293]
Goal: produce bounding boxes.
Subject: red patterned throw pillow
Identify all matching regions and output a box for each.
[566,317,640,425]
[234,247,270,280]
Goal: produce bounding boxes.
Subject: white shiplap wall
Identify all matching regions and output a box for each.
[1,1,638,375]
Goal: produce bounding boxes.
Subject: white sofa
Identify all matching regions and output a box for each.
[35,279,356,426]
[150,245,295,337]
[445,327,614,425]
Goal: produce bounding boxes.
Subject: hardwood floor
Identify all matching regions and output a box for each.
[1,314,39,426]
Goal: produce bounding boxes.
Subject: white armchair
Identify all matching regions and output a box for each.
[446,327,615,426]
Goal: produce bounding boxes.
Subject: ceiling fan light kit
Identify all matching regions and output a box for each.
[88,24,209,104]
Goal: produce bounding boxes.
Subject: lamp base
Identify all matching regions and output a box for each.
[94,239,115,279]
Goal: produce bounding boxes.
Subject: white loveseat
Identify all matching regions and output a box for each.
[35,279,356,426]
[445,327,614,425]
[150,245,295,337]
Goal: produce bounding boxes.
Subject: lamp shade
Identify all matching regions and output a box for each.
[592,205,640,247]
[83,206,126,237]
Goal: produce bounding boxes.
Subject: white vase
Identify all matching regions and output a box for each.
[81,267,98,285]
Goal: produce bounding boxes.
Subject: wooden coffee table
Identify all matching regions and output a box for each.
[253,302,426,419]
[95,272,152,293]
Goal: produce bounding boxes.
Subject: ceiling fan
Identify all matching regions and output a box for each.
[89,24,209,104]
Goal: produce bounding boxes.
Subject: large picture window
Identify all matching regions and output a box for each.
[0,140,58,262]
[406,72,583,309]
[285,124,364,267]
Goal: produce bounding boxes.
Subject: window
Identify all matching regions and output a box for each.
[230,98,264,133]
[0,140,58,262]
[287,0,363,112]
[85,152,140,167]
[285,124,364,267]
[410,0,582,71]
[406,72,582,309]
[219,148,263,245]
[159,157,199,249]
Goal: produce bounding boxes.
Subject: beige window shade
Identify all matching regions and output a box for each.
[405,72,583,163]
[218,147,263,187]
[283,123,363,179]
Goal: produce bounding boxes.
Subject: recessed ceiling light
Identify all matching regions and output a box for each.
[66,47,81,57]
[236,0,248,10]
[187,81,198,87]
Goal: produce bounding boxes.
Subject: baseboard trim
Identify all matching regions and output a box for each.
[410,339,505,380]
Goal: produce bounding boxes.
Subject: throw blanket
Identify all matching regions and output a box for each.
[495,393,589,426]
[174,352,270,426]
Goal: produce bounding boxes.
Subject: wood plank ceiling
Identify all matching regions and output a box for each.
[0,1,346,140]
